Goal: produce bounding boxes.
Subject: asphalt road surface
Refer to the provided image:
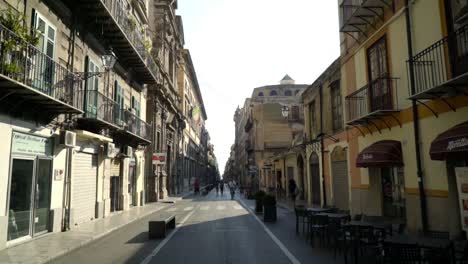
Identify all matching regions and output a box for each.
[50,191,296,264]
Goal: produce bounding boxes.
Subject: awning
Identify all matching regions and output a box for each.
[356,140,403,168]
[430,121,468,161]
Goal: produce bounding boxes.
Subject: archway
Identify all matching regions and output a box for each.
[297,154,305,200]
[309,152,321,205]
[331,146,349,210]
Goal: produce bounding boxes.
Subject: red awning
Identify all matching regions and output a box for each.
[430,121,468,161]
[356,140,403,168]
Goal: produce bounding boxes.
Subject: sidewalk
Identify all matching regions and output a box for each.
[0,202,168,264]
[239,196,343,264]
[276,198,308,212]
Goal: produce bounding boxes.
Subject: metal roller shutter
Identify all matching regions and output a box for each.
[332,160,349,210]
[72,152,97,226]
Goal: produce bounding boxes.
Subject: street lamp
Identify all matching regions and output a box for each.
[101,49,117,70]
[281,105,289,118]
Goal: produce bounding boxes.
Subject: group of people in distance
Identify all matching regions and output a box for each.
[216,180,237,200]
[193,178,237,200]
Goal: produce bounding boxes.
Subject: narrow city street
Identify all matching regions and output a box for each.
[49,190,338,264]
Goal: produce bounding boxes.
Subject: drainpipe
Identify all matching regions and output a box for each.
[405,0,428,232]
[320,84,327,207]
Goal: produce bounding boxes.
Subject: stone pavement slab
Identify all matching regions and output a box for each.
[0,203,167,264]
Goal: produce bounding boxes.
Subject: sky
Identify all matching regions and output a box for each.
[177,1,341,174]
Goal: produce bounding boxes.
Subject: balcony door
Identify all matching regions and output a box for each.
[446,0,468,75]
[85,57,100,118]
[32,10,56,95]
[114,82,124,126]
[367,36,391,112]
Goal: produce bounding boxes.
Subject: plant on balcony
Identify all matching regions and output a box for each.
[0,8,39,78]
[128,16,137,31]
[255,190,266,213]
[262,194,277,222]
[143,38,152,52]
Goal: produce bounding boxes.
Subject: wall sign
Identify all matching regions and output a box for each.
[455,167,468,239]
[12,132,53,156]
[152,153,166,165]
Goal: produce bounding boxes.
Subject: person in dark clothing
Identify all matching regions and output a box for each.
[289,178,297,204]
[220,181,224,196]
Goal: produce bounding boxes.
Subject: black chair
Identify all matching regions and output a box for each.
[309,214,329,247]
[383,242,422,264]
[294,206,309,235]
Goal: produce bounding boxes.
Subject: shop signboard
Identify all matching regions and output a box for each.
[152,153,166,165]
[11,132,53,156]
[455,167,468,238]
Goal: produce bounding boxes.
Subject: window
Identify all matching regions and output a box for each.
[85,57,99,116]
[33,10,56,92]
[331,81,343,131]
[309,101,316,139]
[285,90,292,96]
[291,105,299,120]
[114,81,124,125]
[367,36,391,112]
[258,92,264,96]
[270,90,277,96]
[131,96,141,117]
[295,90,300,95]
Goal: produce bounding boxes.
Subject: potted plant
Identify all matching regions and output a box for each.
[255,190,266,213]
[262,194,277,222]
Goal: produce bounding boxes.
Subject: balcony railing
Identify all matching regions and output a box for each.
[340,0,392,33]
[0,23,82,113]
[77,90,121,128]
[102,0,159,81]
[408,24,468,100]
[122,109,151,142]
[345,76,399,123]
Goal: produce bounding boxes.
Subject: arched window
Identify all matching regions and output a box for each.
[285,90,292,96]
[270,90,277,96]
[258,92,264,96]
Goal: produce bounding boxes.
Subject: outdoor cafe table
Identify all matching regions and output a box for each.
[346,221,392,236]
[316,212,350,222]
[306,207,333,214]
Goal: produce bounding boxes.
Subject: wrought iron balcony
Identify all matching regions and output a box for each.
[76,90,121,129]
[122,109,152,144]
[340,0,393,34]
[57,0,159,83]
[408,24,468,102]
[345,76,400,127]
[0,23,82,117]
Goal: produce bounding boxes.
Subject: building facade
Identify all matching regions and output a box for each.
[0,0,157,249]
[233,76,307,195]
[339,0,468,236]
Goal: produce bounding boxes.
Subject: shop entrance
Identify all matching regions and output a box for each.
[381,167,405,218]
[128,159,137,207]
[8,158,52,242]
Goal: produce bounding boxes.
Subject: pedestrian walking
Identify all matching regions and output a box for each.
[220,181,224,196]
[288,178,297,205]
[216,181,220,196]
[194,178,200,195]
[229,181,236,200]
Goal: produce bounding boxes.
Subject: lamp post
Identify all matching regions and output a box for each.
[281,105,289,118]
[101,49,117,99]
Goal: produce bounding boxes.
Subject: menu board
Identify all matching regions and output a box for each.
[455,167,468,237]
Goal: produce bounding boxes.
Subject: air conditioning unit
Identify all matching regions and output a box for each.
[124,146,133,157]
[59,131,76,147]
[105,143,116,158]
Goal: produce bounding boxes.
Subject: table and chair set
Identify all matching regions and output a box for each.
[294,205,468,263]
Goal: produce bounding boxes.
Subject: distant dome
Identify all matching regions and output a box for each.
[280,74,295,85]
